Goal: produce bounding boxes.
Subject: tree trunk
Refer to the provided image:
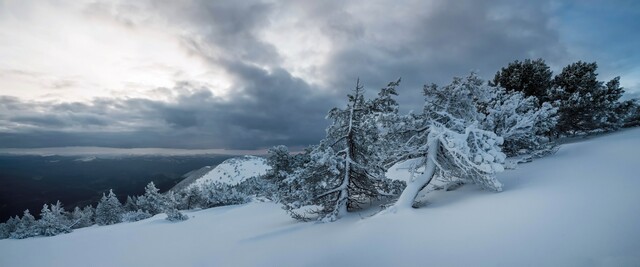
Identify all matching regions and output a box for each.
[389,137,439,212]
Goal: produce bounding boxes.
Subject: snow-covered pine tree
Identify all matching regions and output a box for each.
[282,79,391,221]
[0,223,9,239]
[38,201,72,236]
[123,195,139,212]
[178,186,206,209]
[136,182,167,215]
[0,216,19,239]
[386,74,506,212]
[264,145,313,202]
[95,189,124,225]
[10,210,39,239]
[70,205,94,229]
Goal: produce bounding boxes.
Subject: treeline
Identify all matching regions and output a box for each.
[262,59,639,221]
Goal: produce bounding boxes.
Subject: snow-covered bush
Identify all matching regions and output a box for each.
[121,209,152,222]
[70,206,94,229]
[200,182,249,208]
[165,209,188,222]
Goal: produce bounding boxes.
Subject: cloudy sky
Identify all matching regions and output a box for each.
[0,0,638,150]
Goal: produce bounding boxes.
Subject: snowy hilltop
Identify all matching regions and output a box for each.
[2,128,640,266]
[187,155,269,188]
[170,155,269,192]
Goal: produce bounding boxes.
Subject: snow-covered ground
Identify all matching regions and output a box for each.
[2,129,640,267]
[187,155,269,188]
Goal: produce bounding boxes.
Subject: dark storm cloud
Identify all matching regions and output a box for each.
[0,74,336,149]
[0,0,583,149]
[315,0,567,109]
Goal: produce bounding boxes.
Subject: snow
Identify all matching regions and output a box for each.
[187,155,269,188]
[2,128,640,266]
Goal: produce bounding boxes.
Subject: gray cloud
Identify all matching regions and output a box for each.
[4,0,632,149]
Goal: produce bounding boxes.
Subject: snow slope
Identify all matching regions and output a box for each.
[2,129,640,267]
[186,155,269,189]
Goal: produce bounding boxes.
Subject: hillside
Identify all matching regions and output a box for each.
[1,128,640,266]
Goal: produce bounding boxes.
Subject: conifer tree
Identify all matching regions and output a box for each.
[38,201,72,236]
[136,182,167,215]
[10,210,39,239]
[95,189,124,225]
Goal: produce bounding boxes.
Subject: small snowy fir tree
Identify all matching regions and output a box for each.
[38,201,72,236]
[136,182,167,215]
[70,205,94,229]
[386,74,506,212]
[1,216,20,239]
[123,195,139,212]
[95,189,124,225]
[165,191,188,222]
[10,210,39,239]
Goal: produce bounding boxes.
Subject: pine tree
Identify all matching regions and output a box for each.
[123,196,139,212]
[10,210,39,239]
[95,189,124,225]
[490,58,554,103]
[38,201,72,236]
[282,79,394,221]
[136,182,167,215]
[0,216,19,239]
[551,61,625,134]
[165,191,188,222]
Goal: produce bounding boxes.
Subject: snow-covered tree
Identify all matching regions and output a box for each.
[10,210,39,239]
[263,145,312,201]
[386,74,506,211]
[281,80,397,221]
[38,201,72,236]
[0,216,19,239]
[479,86,558,156]
[95,189,124,225]
[123,196,139,212]
[178,186,206,210]
[136,182,167,215]
[70,205,94,229]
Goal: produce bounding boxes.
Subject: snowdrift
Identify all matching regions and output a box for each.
[2,129,640,267]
